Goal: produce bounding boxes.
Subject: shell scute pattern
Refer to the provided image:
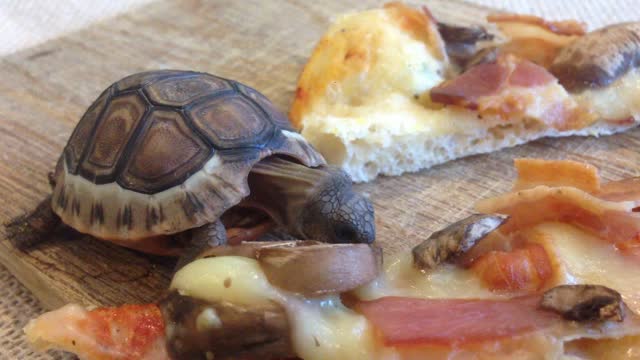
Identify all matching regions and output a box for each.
[118,109,211,194]
[235,82,294,131]
[72,71,285,191]
[51,70,325,241]
[144,74,234,107]
[64,86,112,173]
[80,92,148,183]
[186,94,275,150]
[114,70,187,92]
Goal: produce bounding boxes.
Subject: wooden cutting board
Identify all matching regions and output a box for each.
[1,0,639,311]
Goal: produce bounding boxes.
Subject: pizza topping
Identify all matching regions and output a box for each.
[513,158,600,192]
[476,185,640,254]
[257,243,382,297]
[160,291,294,360]
[570,67,640,123]
[412,214,507,270]
[430,59,507,105]
[24,303,168,360]
[433,57,595,130]
[540,285,624,322]
[431,55,554,106]
[437,22,493,68]
[487,13,586,36]
[512,158,640,205]
[200,242,382,297]
[431,54,513,108]
[464,45,499,70]
[470,242,553,292]
[486,13,585,68]
[356,295,560,346]
[551,22,640,91]
[198,240,324,259]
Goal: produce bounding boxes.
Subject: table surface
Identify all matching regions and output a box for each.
[1,0,638,359]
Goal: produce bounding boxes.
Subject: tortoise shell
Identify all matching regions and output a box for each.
[51,70,325,242]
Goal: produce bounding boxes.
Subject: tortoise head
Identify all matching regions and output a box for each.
[299,168,375,244]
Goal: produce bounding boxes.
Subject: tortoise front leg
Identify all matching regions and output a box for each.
[175,219,227,271]
[5,195,61,249]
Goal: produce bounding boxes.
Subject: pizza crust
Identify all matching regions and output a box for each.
[290,5,640,182]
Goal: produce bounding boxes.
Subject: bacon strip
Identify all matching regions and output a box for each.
[430,56,554,108]
[356,295,560,346]
[513,158,600,192]
[431,52,595,130]
[486,13,585,68]
[513,158,640,206]
[427,55,588,129]
[25,304,168,360]
[476,185,640,257]
[487,13,586,36]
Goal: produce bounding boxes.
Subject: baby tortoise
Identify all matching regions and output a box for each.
[6,70,375,268]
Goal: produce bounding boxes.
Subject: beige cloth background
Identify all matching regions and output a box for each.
[0,0,637,359]
[0,0,637,56]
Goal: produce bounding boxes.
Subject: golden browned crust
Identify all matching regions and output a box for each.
[487,13,585,68]
[289,16,380,128]
[289,2,443,129]
[384,2,446,61]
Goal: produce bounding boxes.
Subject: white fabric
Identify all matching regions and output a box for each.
[0,0,154,56]
[0,0,636,56]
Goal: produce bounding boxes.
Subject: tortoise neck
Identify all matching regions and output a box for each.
[244,156,334,236]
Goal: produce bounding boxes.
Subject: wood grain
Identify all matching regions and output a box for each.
[1,0,640,312]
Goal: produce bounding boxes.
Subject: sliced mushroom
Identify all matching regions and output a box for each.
[437,22,493,68]
[160,291,294,360]
[197,240,324,259]
[550,22,640,91]
[198,241,382,297]
[412,214,508,270]
[257,243,382,297]
[465,46,500,70]
[540,284,625,322]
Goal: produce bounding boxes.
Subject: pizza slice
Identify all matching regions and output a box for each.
[290,2,640,182]
[23,159,640,359]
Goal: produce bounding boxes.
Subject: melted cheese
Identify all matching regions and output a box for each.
[171,232,640,360]
[356,253,497,301]
[575,69,640,121]
[171,257,275,305]
[480,82,576,121]
[357,221,640,314]
[524,222,640,313]
[171,257,376,360]
[565,336,640,359]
